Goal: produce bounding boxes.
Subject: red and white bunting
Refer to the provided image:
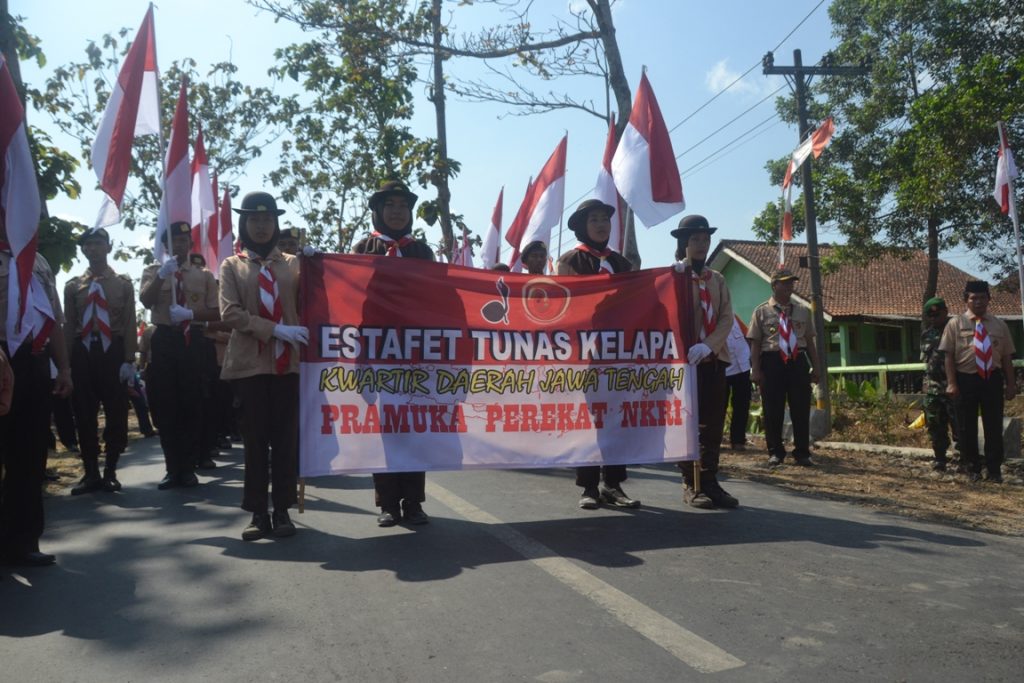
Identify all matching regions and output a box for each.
[779,116,835,263]
[994,122,1019,216]
[480,187,503,269]
[595,115,626,253]
[0,55,55,351]
[155,80,191,262]
[90,6,160,227]
[190,125,216,268]
[611,73,685,228]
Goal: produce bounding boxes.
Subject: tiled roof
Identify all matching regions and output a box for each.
[710,240,1022,319]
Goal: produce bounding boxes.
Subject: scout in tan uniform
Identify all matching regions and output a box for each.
[0,238,72,566]
[140,221,220,490]
[672,215,737,509]
[747,267,820,468]
[556,199,639,510]
[220,192,307,541]
[939,280,1017,482]
[64,227,137,494]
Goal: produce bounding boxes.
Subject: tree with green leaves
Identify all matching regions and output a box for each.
[754,0,1024,299]
[34,24,285,263]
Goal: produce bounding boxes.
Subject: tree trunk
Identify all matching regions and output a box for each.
[924,216,939,303]
[430,0,454,261]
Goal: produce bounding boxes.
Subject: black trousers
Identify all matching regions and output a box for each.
[575,465,627,489]
[52,395,78,448]
[373,472,426,510]
[0,342,53,557]
[148,326,203,477]
[954,370,1005,475]
[724,370,752,446]
[234,374,299,513]
[760,352,812,461]
[679,359,728,479]
[70,336,128,468]
[197,338,220,458]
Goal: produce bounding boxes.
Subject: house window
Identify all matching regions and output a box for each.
[848,327,859,353]
[875,328,902,353]
[828,330,841,353]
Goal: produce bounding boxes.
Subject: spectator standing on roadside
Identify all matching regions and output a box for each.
[724,315,752,452]
[920,297,959,471]
[940,280,1016,482]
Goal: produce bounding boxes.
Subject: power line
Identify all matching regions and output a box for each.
[678,112,781,177]
[675,83,787,160]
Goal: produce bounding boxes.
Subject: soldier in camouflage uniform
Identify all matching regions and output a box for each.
[921,297,958,471]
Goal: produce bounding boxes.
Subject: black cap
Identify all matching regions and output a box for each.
[519,240,547,263]
[77,227,110,247]
[567,199,616,234]
[369,180,418,212]
[670,214,718,240]
[232,191,286,216]
[279,227,302,240]
[169,221,192,237]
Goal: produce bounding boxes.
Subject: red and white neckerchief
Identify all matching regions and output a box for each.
[692,269,715,340]
[80,276,112,352]
[174,269,191,346]
[973,317,993,379]
[575,243,615,273]
[776,305,797,363]
[372,231,415,257]
[256,258,289,374]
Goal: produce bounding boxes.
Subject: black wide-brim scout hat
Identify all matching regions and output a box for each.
[77,227,111,247]
[567,198,616,234]
[232,191,286,216]
[670,214,718,241]
[369,180,418,212]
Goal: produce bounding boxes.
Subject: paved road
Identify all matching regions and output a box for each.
[2,436,1022,682]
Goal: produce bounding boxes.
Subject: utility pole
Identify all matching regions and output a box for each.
[762,49,867,429]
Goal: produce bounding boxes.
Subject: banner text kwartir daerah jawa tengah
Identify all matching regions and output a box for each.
[299,255,698,476]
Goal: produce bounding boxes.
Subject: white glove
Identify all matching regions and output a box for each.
[273,324,310,346]
[169,304,194,324]
[119,362,135,383]
[301,245,319,257]
[158,259,179,279]
[673,261,686,273]
[687,342,712,365]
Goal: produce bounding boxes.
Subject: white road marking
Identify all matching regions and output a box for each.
[427,481,746,674]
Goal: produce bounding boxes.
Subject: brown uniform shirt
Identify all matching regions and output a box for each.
[747,297,815,354]
[676,259,733,364]
[63,264,137,363]
[0,252,65,344]
[938,311,1016,374]
[141,259,218,325]
[219,249,301,379]
[555,248,632,276]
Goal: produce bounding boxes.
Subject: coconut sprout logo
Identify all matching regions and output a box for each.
[521,277,571,324]
[481,277,511,324]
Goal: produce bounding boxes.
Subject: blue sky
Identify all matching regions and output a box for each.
[15,0,987,288]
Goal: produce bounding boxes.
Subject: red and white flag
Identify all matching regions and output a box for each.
[480,187,503,269]
[994,122,1019,216]
[451,230,474,268]
[780,116,835,254]
[155,80,191,262]
[611,73,685,227]
[595,115,626,253]
[514,135,567,265]
[190,125,216,267]
[90,6,160,227]
[505,177,535,271]
[0,56,55,351]
[218,185,237,263]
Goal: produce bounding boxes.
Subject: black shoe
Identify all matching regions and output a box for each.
[793,456,815,467]
[242,513,272,541]
[967,471,982,482]
[731,443,747,452]
[71,472,103,496]
[272,509,296,537]
[767,455,783,468]
[157,472,177,490]
[178,472,199,487]
[142,431,156,438]
[402,502,429,525]
[217,436,232,449]
[931,460,947,472]
[704,477,739,509]
[101,470,122,492]
[985,472,1003,483]
[600,485,641,508]
[683,485,715,509]
[196,457,218,470]
[377,508,400,527]
[3,551,56,567]
[578,487,601,510]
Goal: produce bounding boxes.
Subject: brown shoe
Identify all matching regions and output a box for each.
[683,485,715,509]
